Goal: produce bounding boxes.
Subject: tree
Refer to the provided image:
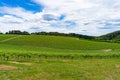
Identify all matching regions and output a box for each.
[6,30,30,35]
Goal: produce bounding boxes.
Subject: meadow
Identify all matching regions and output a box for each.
[0,34,120,80]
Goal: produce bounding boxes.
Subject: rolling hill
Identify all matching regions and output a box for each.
[96,30,120,43]
[1,34,120,50]
[0,34,120,60]
[0,34,120,80]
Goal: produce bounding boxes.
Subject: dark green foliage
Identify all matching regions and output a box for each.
[5,30,94,40]
[31,32,95,40]
[6,30,30,35]
[0,32,3,34]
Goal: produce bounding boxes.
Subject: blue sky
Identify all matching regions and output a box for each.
[0,0,43,12]
[0,0,120,36]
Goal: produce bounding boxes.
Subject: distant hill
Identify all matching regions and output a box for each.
[95,30,120,43]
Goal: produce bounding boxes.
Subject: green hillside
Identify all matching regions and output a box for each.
[0,34,120,80]
[1,35,120,50]
[0,34,120,60]
[0,34,17,41]
[96,30,120,43]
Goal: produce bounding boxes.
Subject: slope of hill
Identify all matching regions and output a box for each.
[0,34,17,41]
[96,30,120,43]
[0,34,120,60]
[1,35,120,50]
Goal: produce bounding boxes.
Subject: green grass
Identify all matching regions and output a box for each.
[0,59,120,80]
[0,34,120,80]
[2,35,120,50]
[0,35,120,60]
[0,34,17,41]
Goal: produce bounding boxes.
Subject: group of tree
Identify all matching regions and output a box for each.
[1,30,95,40]
[31,32,95,40]
[0,32,3,34]
[5,30,30,35]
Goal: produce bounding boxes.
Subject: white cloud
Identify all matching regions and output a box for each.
[34,0,98,9]
[0,0,120,36]
[32,0,120,35]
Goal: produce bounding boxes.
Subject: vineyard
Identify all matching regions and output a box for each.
[0,34,120,80]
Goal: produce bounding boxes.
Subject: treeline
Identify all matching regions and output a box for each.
[6,30,30,35]
[1,30,95,40]
[31,32,95,40]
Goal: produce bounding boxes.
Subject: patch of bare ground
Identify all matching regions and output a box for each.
[103,49,112,52]
[0,65,17,70]
[10,61,32,66]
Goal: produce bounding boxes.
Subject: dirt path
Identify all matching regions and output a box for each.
[0,65,17,70]
[0,35,22,43]
[10,61,32,66]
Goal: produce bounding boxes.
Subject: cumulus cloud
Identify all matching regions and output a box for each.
[32,0,120,35]
[0,0,120,36]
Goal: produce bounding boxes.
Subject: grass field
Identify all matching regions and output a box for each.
[0,34,120,80]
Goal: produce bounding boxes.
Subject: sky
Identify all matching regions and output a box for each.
[0,0,120,36]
